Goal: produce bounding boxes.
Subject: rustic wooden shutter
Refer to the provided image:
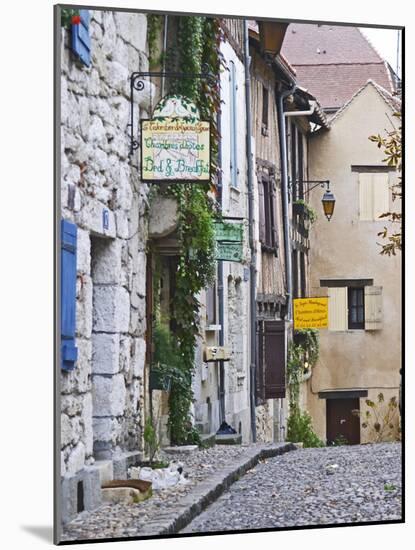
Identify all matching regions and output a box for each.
[328,287,348,331]
[364,286,383,330]
[258,176,266,243]
[264,320,286,399]
[373,173,390,220]
[270,179,278,250]
[359,173,373,220]
[256,321,266,401]
[71,9,91,67]
[61,220,78,371]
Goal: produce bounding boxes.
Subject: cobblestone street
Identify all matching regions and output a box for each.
[182,443,402,533]
[61,442,401,542]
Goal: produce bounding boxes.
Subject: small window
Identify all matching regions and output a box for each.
[327,282,382,332]
[258,172,278,252]
[348,287,365,329]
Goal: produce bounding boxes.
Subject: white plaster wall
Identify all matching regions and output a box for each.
[307,83,401,442]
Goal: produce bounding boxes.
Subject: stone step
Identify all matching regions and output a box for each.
[94,459,114,486]
[200,433,216,447]
[215,433,242,445]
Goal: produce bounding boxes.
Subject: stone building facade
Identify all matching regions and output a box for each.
[59,9,151,522]
[58,9,326,526]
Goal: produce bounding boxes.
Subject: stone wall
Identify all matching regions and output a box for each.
[60,10,150,477]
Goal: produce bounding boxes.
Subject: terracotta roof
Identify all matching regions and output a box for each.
[293,63,395,110]
[280,23,396,111]
[329,79,401,125]
[281,23,383,65]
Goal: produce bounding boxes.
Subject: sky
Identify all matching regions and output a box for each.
[359,27,402,77]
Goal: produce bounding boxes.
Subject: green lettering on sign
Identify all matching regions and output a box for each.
[213,222,243,242]
[215,242,243,262]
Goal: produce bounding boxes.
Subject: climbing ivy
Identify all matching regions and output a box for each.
[286,330,323,447]
[60,8,79,27]
[147,14,163,68]
[150,16,223,445]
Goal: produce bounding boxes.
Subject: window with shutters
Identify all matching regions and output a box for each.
[256,320,286,402]
[326,282,382,331]
[258,172,278,253]
[71,10,91,67]
[358,172,390,221]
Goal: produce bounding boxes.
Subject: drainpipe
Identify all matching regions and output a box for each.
[244,20,257,443]
[277,82,297,321]
[161,15,168,97]
[284,101,316,118]
[217,105,226,424]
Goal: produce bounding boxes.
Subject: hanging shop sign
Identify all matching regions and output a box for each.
[213,221,243,242]
[215,242,243,262]
[141,95,210,183]
[204,346,231,362]
[293,297,329,329]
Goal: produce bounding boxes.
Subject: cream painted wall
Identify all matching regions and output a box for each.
[305,83,401,443]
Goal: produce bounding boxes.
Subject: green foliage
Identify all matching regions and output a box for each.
[60,8,79,27]
[150,16,223,445]
[352,393,399,442]
[287,409,324,448]
[143,417,159,466]
[369,111,402,256]
[332,434,348,446]
[293,199,318,224]
[384,483,397,492]
[286,333,322,447]
[147,14,164,68]
[293,329,320,368]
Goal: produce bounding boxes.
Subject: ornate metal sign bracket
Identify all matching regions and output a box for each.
[128,64,217,156]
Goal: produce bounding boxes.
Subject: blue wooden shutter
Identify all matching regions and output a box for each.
[61,220,78,371]
[71,9,91,67]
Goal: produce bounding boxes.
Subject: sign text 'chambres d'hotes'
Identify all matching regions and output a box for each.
[141,95,210,183]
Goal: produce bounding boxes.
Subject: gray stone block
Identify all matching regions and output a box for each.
[92,373,126,417]
[61,466,102,524]
[114,13,147,52]
[93,285,130,333]
[215,434,242,445]
[92,333,120,374]
[91,238,122,285]
[66,442,86,475]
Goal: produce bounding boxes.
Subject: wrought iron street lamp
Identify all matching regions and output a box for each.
[297,179,336,221]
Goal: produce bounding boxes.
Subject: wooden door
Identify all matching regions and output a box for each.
[326,398,360,445]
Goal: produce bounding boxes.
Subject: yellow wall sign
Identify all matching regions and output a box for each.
[293,297,328,329]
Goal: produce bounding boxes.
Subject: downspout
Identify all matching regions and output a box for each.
[161,15,168,97]
[244,20,257,443]
[284,101,316,118]
[277,82,297,321]
[217,106,226,424]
